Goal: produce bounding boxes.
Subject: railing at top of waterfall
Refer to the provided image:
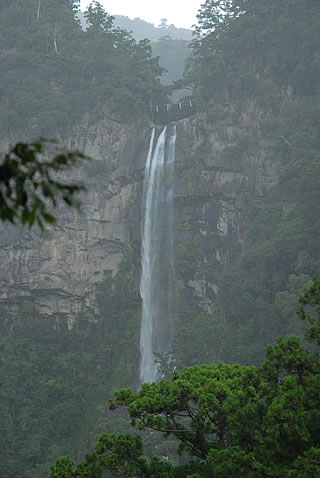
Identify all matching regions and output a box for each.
[150,99,197,123]
[150,99,195,113]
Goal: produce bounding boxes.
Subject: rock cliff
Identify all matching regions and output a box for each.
[0,104,277,329]
[173,105,278,320]
[0,117,148,325]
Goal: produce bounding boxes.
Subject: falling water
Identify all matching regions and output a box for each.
[139,125,177,384]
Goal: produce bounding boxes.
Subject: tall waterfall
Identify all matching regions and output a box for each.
[139,125,177,384]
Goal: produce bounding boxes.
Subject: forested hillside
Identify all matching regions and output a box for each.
[172,0,320,367]
[1,0,320,477]
[0,0,167,137]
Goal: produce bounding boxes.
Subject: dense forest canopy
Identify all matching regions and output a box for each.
[188,0,320,101]
[0,0,168,136]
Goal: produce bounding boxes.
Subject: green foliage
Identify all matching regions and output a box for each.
[173,313,228,369]
[111,363,262,459]
[95,262,141,388]
[3,1,320,475]
[51,434,175,477]
[289,448,320,478]
[210,92,320,362]
[0,139,87,227]
[187,0,320,109]
[0,0,168,136]
[52,282,320,476]
[298,278,320,346]
[0,246,141,477]
[0,313,107,477]
[180,7,320,362]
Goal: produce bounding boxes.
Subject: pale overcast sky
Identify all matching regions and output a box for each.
[80,0,203,29]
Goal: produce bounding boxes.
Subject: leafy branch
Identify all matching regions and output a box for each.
[0,139,89,228]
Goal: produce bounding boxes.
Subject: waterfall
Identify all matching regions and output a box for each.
[139,125,177,384]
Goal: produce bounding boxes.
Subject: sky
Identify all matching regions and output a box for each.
[80,0,203,29]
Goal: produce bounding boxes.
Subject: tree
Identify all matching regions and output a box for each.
[194,0,245,37]
[84,0,114,32]
[51,279,320,477]
[0,139,87,228]
[298,278,320,345]
[188,0,320,104]
[181,0,320,367]
[0,0,168,135]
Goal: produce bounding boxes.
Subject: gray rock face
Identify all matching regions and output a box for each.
[173,106,278,316]
[0,117,149,325]
[0,104,278,325]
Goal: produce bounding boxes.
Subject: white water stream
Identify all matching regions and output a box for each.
[139,125,177,384]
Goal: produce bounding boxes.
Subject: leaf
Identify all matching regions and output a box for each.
[28,214,35,227]
[43,214,56,224]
